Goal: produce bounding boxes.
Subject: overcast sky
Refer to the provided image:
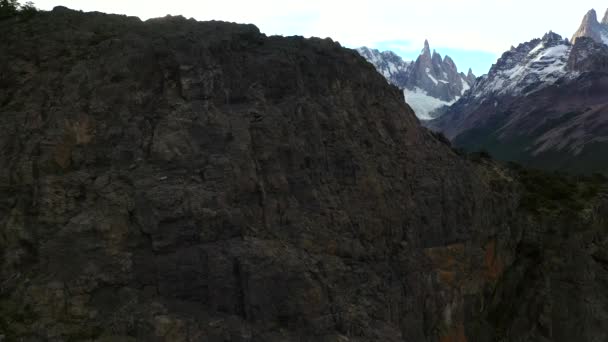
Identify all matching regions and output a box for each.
[34,0,607,75]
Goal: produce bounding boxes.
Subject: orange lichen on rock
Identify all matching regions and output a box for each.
[483,239,504,281]
[424,243,467,287]
[440,323,467,342]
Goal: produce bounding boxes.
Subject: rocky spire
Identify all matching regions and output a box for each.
[585,8,598,22]
[421,39,431,56]
[443,55,456,71]
[404,39,475,108]
[416,40,434,72]
[602,8,608,24]
[466,68,476,84]
[357,39,474,119]
[572,9,604,44]
[542,31,566,47]
[431,50,443,68]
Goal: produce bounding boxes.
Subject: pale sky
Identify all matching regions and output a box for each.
[34,0,607,75]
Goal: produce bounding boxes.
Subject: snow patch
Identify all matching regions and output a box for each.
[475,43,571,98]
[388,62,398,74]
[601,32,608,45]
[426,72,439,85]
[460,77,470,94]
[528,42,544,56]
[403,87,458,120]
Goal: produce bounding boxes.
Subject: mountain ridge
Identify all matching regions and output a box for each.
[429,9,608,174]
[356,41,475,119]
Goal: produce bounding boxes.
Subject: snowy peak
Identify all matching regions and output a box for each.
[466,33,571,99]
[542,31,564,45]
[356,40,474,120]
[432,7,608,152]
[355,47,411,85]
[572,8,608,45]
[406,40,474,103]
[404,40,475,119]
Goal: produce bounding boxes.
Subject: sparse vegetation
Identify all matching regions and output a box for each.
[468,149,493,163]
[509,164,607,215]
[0,0,18,18]
[430,130,452,147]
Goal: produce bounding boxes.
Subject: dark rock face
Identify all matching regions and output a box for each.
[568,36,608,72]
[0,7,519,342]
[1,7,607,342]
[471,185,608,342]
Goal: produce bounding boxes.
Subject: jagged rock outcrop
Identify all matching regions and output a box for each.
[0,7,607,342]
[402,40,476,120]
[357,41,475,120]
[572,9,608,45]
[568,36,608,72]
[405,40,472,104]
[466,68,476,85]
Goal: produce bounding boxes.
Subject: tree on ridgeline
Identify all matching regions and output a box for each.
[0,0,37,19]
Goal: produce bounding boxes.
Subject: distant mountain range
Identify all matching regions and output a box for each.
[428,8,608,174]
[357,41,475,120]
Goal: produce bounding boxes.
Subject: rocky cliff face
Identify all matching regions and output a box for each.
[0,7,519,341]
[357,41,475,120]
[0,7,607,342]
[470,168,608,342]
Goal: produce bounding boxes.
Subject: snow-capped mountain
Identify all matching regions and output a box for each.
[572,9,608,45]
[429,9,608,173]
[467,32,573,102]
[429,31,582,140]
[357,41,475,120]
[356,47,411,86]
